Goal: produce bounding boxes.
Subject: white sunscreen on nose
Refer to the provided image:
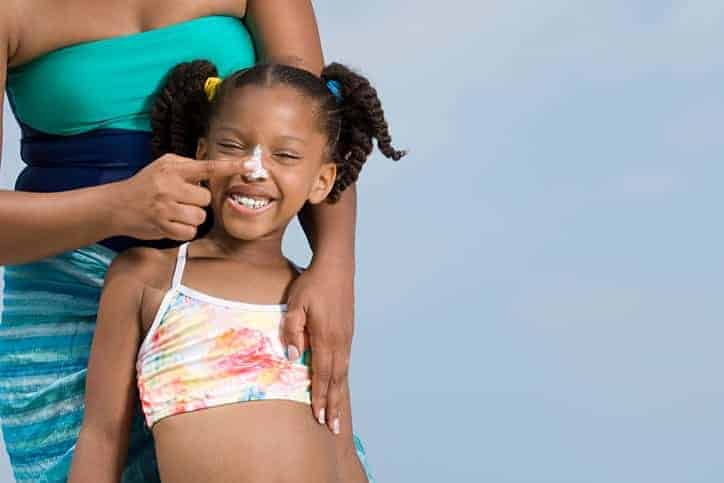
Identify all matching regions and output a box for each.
[244,145,269,180]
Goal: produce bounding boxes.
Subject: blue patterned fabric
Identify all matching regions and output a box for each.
[354,433,377,483]
[0,244,158,482]
[0,244,376,482]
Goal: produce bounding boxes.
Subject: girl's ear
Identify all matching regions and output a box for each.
[307,162,337,204]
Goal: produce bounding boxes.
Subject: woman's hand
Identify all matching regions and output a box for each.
[110,154,247,241]
[282,262,355,436]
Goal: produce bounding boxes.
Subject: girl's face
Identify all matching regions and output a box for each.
[196,84,336,241]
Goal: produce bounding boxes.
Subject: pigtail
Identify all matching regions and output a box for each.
[151,60,219,158]
[322,63,406,202]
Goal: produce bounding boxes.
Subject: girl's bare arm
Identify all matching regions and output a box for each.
[68,251,146,483]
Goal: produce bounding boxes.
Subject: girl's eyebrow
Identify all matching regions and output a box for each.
[216,126,245,137]
[215,127,306,145]
[278,135,306,145]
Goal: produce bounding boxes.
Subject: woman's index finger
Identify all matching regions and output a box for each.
[176,159,247,181]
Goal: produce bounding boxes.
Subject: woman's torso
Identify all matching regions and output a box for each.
[3,0,256,252]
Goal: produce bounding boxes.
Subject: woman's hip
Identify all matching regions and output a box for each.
[0,244,116,384]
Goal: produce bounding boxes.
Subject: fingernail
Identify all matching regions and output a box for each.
[332,417,340,435]
[243,160,256,169]
[286,345,300,361]
[318,408,326,425]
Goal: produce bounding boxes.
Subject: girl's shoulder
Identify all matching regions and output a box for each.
[107,245,179,292]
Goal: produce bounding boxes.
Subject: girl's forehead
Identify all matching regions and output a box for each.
[209,88,327,144]
[217,85,322,131]
[231,83,317,110]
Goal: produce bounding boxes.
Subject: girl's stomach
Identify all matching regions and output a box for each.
[151,400,338,482]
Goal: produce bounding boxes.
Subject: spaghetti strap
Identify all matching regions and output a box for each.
[170,242,189,289]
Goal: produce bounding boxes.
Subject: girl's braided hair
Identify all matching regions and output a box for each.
[151,60,406,202]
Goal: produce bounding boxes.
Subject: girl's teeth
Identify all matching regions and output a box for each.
[231,195,270,209]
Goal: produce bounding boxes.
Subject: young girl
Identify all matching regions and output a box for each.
[67,60,404,482]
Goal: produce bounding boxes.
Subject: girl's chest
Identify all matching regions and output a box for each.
[139,284,288,335]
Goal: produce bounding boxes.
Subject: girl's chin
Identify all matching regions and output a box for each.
[216,226,268,242]
[216,205,276,240]
[212,198,300,240]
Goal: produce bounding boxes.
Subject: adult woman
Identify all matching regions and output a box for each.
[0,2,363,481]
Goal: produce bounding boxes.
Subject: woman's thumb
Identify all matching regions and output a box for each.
[281,305,306,361]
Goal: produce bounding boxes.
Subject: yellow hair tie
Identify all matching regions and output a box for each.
[204,76,223,101]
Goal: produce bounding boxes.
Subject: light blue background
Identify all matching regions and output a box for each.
[2,1,723,481]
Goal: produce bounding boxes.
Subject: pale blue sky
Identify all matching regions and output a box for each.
[2,1,723,481]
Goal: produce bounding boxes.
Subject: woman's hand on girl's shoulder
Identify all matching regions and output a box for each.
[281,261,355,436]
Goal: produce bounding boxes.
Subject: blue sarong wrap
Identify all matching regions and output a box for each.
[0,244,375,482]
[0,244,158,482]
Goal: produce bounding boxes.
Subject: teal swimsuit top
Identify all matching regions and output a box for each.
[6,15,256,135]
[4,15,257,252]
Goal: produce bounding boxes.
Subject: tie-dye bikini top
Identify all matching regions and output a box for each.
[136,242,311,428]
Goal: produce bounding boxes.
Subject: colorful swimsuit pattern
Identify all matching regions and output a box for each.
[136,242,312,426]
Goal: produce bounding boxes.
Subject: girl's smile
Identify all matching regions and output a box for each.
[225,183,278,216]
[227,193,276,216]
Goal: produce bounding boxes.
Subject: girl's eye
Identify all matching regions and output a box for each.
[274,153,301,160]
[219,143,246,150]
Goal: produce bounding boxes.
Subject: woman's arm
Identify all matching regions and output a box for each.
[0,151,248,265]
[68,252,145,483]
[245,1,359,435]
[245,0,324,75]
[0,189,132,265]
[298,183,357,269]
[0,9,123,264]
[285,186,358,435]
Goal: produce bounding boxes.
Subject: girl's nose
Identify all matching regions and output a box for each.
[242,144,269,180]
[242,171,267,183]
